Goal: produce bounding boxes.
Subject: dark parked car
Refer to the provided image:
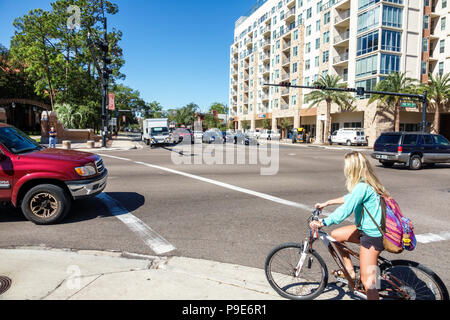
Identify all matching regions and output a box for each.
[372,132,450,170]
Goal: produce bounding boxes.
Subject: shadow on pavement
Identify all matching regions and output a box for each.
[0,192,147,225]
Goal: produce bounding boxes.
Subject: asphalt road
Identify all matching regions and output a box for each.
[1,140,449,293]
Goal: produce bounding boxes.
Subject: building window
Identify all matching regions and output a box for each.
[293,62,298,73]
[440,40,445,53]
[439,62,444,75]
[317,1,322,13]
[323,31,330,44]
[443,0,447,9]
[322,70,328,78]
[421,61,428,75]
[322,50,329,63]
[382,5,403,29]
[307,8,312,19]
[358,0,380,10]
[422,38,428,52]
[292,95,297,105]
[331,123,340,133]
[356,54,378,78]
[380,53,400,75]
[293,46,298,57]
[316,20,321,31]
[294,30,299,40]
[298,13,303,25]
[306,25,311,36]
[442,17,446,31]
[315,38,320,49]
[344,122,362,128]
[305,59,310,70]
[306,42,311,53]
[324,11,330,24]
[304,77,310,86]
[315,56,319,67]
[357,6,380,34]
[423,16,430,30]
[381,29,401,52]
[357,30,379,56]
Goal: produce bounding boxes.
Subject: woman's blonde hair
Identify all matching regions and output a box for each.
[344,152,390,196]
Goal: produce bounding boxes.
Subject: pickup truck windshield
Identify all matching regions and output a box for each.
[151,127,169,135]
[0,127,42,154]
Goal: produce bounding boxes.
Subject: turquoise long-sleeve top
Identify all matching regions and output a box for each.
[323,182,383,238]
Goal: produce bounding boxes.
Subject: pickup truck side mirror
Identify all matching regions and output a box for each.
[0,148,7,161]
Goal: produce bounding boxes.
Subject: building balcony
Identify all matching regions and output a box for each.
[281,73,290,81]
[283,41,291,51]
[284,8,296,23]
[261,93,270,101]
[333,31,350,46]
[261,52,271,62]
[280,103,289,110]
[333,52,349,66]
[231,58,238,65]
[282,57,291,66]
[334,9,350,27]
[281,88,290,96]
[262,25,271,36]
[231,79,238,87]
[262,66,270,75]
[262,39,271,49]
[286,0,295,8]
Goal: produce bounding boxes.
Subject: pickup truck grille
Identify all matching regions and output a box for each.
[95,159,105,174]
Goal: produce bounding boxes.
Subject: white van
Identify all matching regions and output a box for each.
[330,128,368,146]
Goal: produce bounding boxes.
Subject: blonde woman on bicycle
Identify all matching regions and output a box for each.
[310,151,389,300]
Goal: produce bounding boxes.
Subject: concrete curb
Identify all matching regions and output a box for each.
[0,247,355,300]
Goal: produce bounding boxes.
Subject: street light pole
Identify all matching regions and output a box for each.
[101,0,108,148]
[422,91,428,134]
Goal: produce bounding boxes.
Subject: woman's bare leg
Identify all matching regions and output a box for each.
[360,245,381,300]
[330,225,360,279]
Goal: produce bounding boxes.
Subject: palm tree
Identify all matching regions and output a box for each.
[417,73,450,134]
[304,74,355,143]
[368,72,417,132]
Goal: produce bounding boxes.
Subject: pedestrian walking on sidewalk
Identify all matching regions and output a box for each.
[49,127,57,149]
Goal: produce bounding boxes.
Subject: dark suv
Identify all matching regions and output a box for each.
[372,132,450,170]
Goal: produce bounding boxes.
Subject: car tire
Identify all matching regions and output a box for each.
[21,184,71,225]
[409,155,423,170]
[346,140,352,146]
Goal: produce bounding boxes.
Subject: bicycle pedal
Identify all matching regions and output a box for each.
[336,277,349,285]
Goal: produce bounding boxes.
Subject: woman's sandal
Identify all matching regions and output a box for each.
[333,269,357,281]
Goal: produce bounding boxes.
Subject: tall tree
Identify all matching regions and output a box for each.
[304,74,354,143]
[208,102,228,115]
[417,73,450,134]
[368,72,417,132]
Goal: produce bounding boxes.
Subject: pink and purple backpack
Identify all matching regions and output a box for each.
[382,196,416,253]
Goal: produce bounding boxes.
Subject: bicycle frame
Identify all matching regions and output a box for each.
[297,229,405,300]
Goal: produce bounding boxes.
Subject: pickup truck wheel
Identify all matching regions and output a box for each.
[409,155,423,170]
[21,184,71,225]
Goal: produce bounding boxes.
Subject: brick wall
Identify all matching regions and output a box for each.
[40,111,101,143]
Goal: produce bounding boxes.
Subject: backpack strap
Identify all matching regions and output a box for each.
[358,195,387,235]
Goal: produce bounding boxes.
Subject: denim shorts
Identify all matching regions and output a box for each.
[359,230,384,252]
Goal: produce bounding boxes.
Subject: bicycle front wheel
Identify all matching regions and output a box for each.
[265,243,328,300]
[379,260,449,300]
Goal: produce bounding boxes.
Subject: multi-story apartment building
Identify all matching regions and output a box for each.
[229,0,450,145]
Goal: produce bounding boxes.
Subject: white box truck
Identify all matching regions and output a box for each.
[142,118,171,148]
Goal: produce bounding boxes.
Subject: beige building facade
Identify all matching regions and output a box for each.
[229,0,450,146]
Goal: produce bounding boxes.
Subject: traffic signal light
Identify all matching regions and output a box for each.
[356,87,365,96]
[280,82,291,87]
[314,85,326,90]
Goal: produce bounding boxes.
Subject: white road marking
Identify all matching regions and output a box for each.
[99,154,450,245]
[98,193,176,255]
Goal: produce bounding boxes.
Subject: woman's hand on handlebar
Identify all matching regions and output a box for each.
[310,220,324,231]
[315,202,328,210]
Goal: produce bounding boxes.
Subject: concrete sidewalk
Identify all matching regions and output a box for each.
[0,247,355,300]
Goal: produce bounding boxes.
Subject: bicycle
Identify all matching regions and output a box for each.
[265,209,449,300]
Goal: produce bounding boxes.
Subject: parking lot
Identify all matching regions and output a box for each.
[1,139,449,296]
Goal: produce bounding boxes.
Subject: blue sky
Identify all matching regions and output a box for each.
[0,0,257,112]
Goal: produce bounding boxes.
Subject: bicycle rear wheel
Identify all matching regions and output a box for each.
[265,243,328,300]
[379,260,449,300]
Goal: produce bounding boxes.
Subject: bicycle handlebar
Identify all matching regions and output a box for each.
[312,209,321,221]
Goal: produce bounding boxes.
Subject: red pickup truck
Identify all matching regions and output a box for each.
[0,123,108,225]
